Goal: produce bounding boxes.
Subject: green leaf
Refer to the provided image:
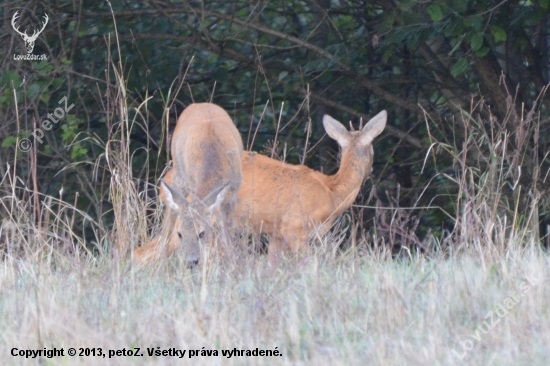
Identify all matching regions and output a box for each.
[52,78,64,89]
[397,0,415,11]
[34,60,52,73]
[28,83,41,99]
[379,10,396,32]
[448,36,464,56]
[2,70,21,88]
[464,15,483,31]
[491,26,507,41]
[278,71,288,81]
[71,146,88,160]
[427,4,443,21]
[451,57,469,77]
[1,136,17,148]
[475,46,490,57]
[470,33,484,51]
[382,47,393,63]
[40,93,50,104]
[317,71,332,84]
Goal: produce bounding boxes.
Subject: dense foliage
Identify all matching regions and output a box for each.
[1,1,549,251]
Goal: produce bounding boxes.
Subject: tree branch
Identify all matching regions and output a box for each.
[81,7,424,114]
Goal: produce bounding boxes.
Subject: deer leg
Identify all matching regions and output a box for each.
[267,232,289,265]
[134,206,178,262]
[221,199,236,247]
[134,235,162,263]
[279,224,309,254]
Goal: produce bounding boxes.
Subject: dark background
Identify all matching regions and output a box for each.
[1,0,549,253]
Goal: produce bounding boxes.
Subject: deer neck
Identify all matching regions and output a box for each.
[326,147,370,213]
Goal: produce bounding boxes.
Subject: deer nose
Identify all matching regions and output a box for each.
[187,257,199,268]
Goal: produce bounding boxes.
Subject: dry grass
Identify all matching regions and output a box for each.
[0,244,548,365]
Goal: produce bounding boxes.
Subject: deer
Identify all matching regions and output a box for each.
[11,11,49,54]
[137,109,386,261]
[236,110,387,256]
[134,103,243,265]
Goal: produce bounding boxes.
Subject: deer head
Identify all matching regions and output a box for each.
[160,179,230,267]
[12,11,49,54]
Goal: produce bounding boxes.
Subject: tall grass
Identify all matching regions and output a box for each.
[0,243,548,365]
[1,49,549,365]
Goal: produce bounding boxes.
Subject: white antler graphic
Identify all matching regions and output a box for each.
[11,11,49,54]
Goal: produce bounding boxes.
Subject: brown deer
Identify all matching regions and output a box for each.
[236,110,386,256]
[134,103,243,265]
[136,110,386,260]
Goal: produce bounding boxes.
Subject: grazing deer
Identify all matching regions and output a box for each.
[134,103,243,265]
[139,110,386,260]
[236,110,387,256]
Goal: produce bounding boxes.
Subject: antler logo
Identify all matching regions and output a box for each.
[11,11,49,54]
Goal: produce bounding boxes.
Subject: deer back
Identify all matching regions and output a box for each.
[171,103,242,203]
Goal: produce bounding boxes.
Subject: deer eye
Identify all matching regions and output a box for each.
[198,231,205,239]
[177,232,183,239]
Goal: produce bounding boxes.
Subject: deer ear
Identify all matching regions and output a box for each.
[160,179,186,210]
[360,110,386,146]
[208,184,230,213]
[323,115,350,148]
[158,169,175,204]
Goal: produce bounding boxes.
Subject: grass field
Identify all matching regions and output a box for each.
[0,240,548,365]
[2,63,548,365]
